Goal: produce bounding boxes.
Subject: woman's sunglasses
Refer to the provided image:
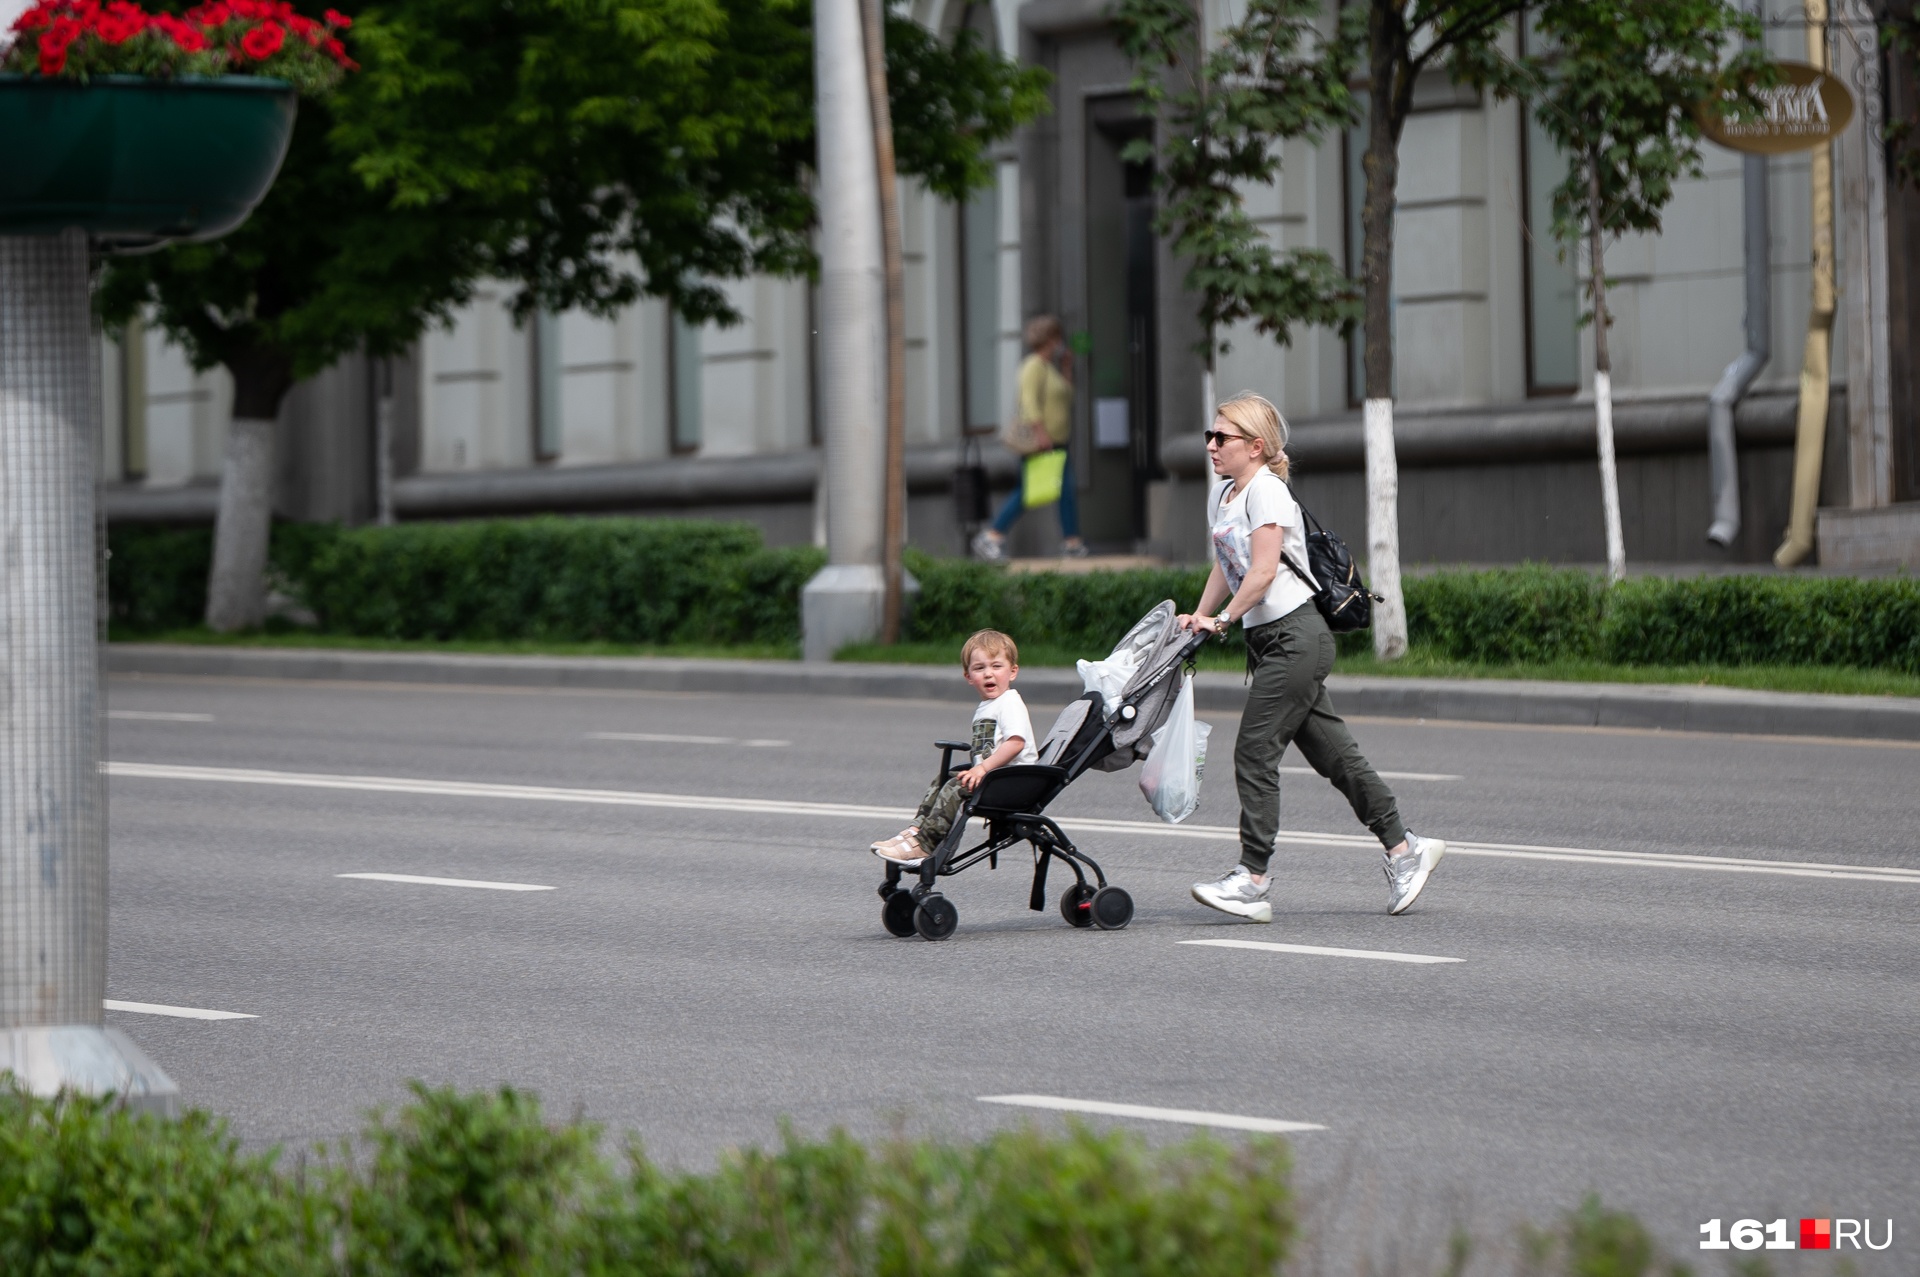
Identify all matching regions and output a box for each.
[1204,429,1252,447]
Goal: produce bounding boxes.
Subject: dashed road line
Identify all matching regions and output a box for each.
[108,710,214,722]
[978,1094,1324,1134]
[1281,766,1459,781]
[337,872,554,892]
[589,731,790,747]
[105,999,256,1020]
[1180,938,1463,965]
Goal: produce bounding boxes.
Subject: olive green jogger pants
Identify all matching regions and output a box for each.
[1233,603,1407,874]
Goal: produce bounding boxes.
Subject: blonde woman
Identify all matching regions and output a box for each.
[1176,392,1446,922]
[972,314,1088,560]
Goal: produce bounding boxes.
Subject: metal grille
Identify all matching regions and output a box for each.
[0,228,108,1029]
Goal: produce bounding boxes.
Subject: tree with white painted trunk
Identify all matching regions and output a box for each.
[1356,0,1533,659]
[1526,0,1770,582]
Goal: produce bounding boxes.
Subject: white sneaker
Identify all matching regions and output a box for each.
[1384,833,1445,915]
[970,530,1006,562]
[1191,866,1273,923]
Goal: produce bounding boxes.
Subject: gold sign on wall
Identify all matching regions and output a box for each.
[1702,61,1856,154]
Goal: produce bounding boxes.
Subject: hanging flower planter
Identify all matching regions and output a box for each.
[0,0,354,248]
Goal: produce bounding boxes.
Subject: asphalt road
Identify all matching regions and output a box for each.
[101,670,1919,1267]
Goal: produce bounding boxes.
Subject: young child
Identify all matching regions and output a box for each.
[871,629,1038,865]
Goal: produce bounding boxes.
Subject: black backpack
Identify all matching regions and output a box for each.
[1279,486,1379,634]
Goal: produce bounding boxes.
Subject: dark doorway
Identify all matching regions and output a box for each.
[1084,101,1161,550]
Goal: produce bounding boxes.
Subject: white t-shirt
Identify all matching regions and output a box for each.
[971,688,1038,765]
[1208,470,1315,629]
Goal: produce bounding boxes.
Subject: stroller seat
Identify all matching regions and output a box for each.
[876,603,1208,942]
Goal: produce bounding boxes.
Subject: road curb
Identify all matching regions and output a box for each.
[106,644,1920,742]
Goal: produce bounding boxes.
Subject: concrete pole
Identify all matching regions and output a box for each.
[0,230,176,1112]
[801,0,889,662]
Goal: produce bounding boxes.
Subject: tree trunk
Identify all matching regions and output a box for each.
[1360,1,1408,660]
[204,348,292,632]
[1588,164,1626,584]
[861,0,907,643]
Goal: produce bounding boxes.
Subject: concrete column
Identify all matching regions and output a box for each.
[802,0,889,660]
[0,230,176,1112]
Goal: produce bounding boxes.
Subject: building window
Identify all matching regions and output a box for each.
[532,310,563,460]
[669,309,702,454]
[1520,110,1580,395]
[959,172,1001,435]
[1519,16,1579,396]
[120,318,147,480]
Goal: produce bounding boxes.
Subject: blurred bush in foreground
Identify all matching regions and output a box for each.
[1,1078,1295,1275]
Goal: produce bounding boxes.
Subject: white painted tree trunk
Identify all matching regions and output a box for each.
[204,416,276,632]
[1594,371,1626,583]
[1363,398,1407,660]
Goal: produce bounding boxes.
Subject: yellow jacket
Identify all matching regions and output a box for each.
[1018,353,1073,447]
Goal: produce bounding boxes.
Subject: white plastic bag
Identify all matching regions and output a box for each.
[1138,674,1211,824]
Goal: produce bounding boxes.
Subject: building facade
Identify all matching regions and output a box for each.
[102,0,1920,570]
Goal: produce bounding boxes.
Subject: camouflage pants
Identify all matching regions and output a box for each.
[912,778,970,855]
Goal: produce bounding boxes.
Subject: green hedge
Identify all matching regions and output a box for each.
[110,518,826,648]
[107,519,1919,673]
[0,1079,1295,1275]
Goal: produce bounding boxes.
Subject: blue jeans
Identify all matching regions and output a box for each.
[992,448,1079,539]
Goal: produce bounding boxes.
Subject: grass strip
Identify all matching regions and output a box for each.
[113,630,1920,698]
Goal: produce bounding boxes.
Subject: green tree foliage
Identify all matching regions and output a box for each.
[1526,0,1767,331]
[1111,0,1362,355]
[100,0,1049,396]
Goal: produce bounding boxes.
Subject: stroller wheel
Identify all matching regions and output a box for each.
[1090,886,1134,931]
[1059,884,1096,928]
[881,889,918,938]
[913,894,959,941]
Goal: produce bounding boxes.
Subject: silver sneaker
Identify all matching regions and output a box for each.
[1384,833,1446,915]
[970,530,1006,562]
[1191,866,1273,923]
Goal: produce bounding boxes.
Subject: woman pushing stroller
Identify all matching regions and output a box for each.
[1178,392,1446,923]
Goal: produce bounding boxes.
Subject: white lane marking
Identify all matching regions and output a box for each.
[108,710,214,722]
[1281,766,1458,781]
[1180,938,1463,965]
[104,999,256,1020]
[979,1094,1324,1134]
[589,731,790,747]
[337,872,554,892]
[108,763,1920,886]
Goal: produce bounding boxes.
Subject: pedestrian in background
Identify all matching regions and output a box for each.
[972,315,1087,560]
[1177,392,1446,922]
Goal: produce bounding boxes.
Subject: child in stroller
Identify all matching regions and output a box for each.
[870,628,1037,867]
[869,602,1207,942]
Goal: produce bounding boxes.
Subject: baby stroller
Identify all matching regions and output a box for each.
[878,601,1209,941]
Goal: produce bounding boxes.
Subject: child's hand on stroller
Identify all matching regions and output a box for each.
[957,763,989,791]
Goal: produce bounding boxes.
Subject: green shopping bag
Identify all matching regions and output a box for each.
[1023,448,1067,508]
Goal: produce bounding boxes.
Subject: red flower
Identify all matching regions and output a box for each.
[188,2,231,25]
[238,19,283,57]
[154,13,207,51]
[323,8,350,28]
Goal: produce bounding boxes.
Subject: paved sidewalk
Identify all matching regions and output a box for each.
[106,644,1920,742]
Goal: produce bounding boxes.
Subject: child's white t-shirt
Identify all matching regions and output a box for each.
[971,689,1038,765]
[1208,470,1315,628]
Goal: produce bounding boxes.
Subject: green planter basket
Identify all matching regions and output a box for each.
[0,74,295,249]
